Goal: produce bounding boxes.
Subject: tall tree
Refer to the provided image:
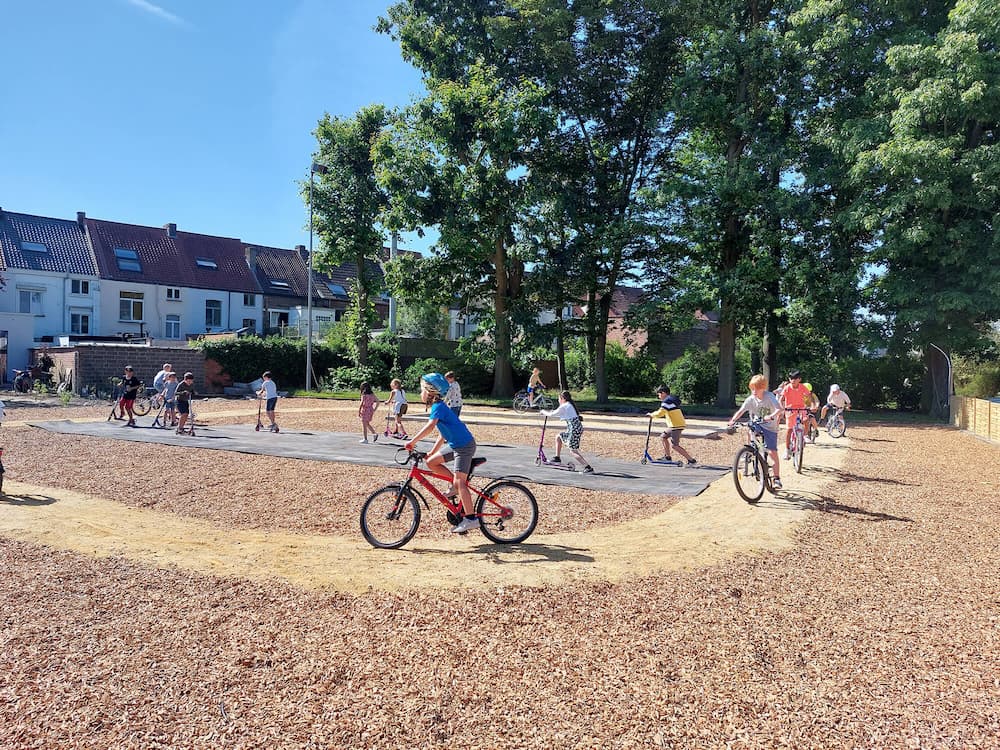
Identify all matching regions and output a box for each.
[309,104,393,365]
[854,0,1000,415]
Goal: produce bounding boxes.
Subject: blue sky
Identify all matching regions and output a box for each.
[0,0,431,253]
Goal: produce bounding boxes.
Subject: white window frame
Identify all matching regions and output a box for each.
[205,300,223,328]
[114,247,142,272]
[18,289,43,315]
[70,279,91,295]
[241,318,256,331]
[243,293,256,306]
[70,312,91,334]
[119,291,144,322]
[166,287,181,301]
[165,314,181,339]
[195,257,218,269]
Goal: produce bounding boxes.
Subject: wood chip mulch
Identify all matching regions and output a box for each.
[1,398,998,748]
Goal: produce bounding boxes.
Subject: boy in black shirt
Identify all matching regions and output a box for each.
[119,365,142,427]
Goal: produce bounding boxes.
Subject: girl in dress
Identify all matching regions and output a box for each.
[540,390,594,473]
[358,382,379,443]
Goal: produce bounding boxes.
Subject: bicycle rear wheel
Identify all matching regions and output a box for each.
[535,393,552,410]
[732,446,765,503]
[132,395,152,416]
[829,415,846,438]
[360,485,421,549]
[793,431,805,473]
[476,480,538,544]
[512,395,531,414]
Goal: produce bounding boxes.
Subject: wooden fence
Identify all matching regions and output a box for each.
[951,396,1000,444]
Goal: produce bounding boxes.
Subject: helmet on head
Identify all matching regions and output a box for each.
[421,372,449,396]
[830,383,840,392]
[804,382,813,392]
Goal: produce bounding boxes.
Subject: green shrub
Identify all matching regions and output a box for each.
[956,362,1000,399]
[404,358,449,390]
[660,347,720,404]
[604,343,659,396]
[445,360,494,397]
[326,364,386,392]
[193,335,348,389]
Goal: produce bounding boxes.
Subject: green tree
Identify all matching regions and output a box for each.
[308,104,393,366]
[854,0,1000,415]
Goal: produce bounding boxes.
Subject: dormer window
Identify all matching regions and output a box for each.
[195,257,218,269]
[22,241,49,253]
[114,247,142,272]
[269,279,291,290]
[326,283,347,297]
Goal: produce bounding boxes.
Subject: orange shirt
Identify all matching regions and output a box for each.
[782,383,809,410]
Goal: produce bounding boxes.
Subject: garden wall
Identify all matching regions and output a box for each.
[951,396,1000,444]
[30,345,207,395]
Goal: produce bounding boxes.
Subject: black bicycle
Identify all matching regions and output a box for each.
[729,417,780,503]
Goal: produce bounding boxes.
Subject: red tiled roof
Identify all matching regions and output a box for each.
[86,218,258,293]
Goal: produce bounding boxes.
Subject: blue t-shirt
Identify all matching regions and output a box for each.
[429,400,474,449]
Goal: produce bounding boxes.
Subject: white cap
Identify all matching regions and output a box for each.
[830,384,840,392]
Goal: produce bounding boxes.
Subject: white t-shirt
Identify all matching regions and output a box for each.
[827,390,851,408]
[541,402,579,422]
[390,389,407,413]
[739,391,781,431]
[260,380,278,399]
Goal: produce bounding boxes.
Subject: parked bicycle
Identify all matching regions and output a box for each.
[826,406,846,438]
[360,448,538,549]
[512,388,552,413]
[729,417,779,503]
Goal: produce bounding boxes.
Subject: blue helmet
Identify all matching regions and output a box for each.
[421,372,449,396]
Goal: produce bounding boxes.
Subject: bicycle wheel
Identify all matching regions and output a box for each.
[829,415,846,438]
[360,485,421,549]
[793,431,805,473]
[476,480,538,544]
[732,446,765,503]
[535,393,552,410]
[512,395,531,414]
[132,395,152,416]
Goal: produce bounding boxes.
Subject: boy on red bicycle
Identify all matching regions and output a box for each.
[405,372,479,534]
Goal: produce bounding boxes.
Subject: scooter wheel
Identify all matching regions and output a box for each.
[534,457,541,466]
[640,458,648,465]
[255,425,261,432]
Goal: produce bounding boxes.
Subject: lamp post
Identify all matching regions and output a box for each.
[306,160,328,391]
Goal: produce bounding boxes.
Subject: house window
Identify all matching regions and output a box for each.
[71,313,90,334]
[114,247,142,272]
[269,279,290,291]
[243,293,256,306]
[119,291,144,321]
[241,318,256,331]
[71,279,91,295]
[205,300,222,328]
[166,287,181,300]
[195,257,218,269]
[326,283,347,297]
[22,241,49,253]
[19,290,43,314]
[165,314,180,339]
[334,309,346,322]
[454,318,467,338]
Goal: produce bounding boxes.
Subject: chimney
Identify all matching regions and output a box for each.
[295,244,308,262]
[164,222,177,238]
[245,245,258,267]
[76,211,86,228]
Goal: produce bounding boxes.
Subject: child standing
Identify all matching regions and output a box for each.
[358,382,379,443]
[444,371,463,417]
[540,390,594,473]
[119,365,142,427]
[405,373,479,533]
[386,378,408,438]
[175,372,196,435]
[257,371,279,433]
[728,374,784,490]
[162,371,179,428]
[647,385,696,465]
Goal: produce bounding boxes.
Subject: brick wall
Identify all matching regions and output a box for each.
[30,345,207,394]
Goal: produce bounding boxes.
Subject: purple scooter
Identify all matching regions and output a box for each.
[535,416,577,471]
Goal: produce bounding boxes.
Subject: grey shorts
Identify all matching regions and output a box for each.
[439,440,477,475]
[660,428,683,446]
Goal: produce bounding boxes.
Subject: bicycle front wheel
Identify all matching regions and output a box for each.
[732,446,765,503]
[829,416,846,438]
[512,395,530,414]
[793,433,805,473]
[535,393,552,410]
[132,395,152,416]
[360,485,421,549]
[476,480,538,544]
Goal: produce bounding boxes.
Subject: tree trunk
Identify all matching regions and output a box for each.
[555,305,568,391]
[491,238,515,396]
[594,291,613,403]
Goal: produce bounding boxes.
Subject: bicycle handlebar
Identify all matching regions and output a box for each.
[394,448,427,465]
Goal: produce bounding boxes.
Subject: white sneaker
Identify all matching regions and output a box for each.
[451,516,479,533]
[783,451,791,461]
[359,439,369,444]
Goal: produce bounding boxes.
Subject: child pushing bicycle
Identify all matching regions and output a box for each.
[404,372,479,534]
[727,374,784,490]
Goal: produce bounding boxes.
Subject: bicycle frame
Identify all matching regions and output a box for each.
[641,416,682,466]
[739,418,775,491]
[537,416,577,471]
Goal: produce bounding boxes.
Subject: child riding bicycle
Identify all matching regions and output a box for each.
[405,372,479,534]
[728,374,784,490]
[528,367,546,407]
[821,384,852,423]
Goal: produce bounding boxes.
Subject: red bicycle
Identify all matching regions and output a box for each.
[360,449,538,549]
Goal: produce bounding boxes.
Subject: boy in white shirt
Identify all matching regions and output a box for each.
[821,384,852,423]
[728,374,785,490]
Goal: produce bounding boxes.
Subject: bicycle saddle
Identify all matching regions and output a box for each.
[469,456,487,475]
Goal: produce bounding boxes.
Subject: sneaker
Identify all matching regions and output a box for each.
[127,420,136,427]
[583,465,594,474]
[687,458,697,465]
[782,451,791,461]
[772,477,783,490]
[660,456,673,463]
[444,485,457,499]
[451,516,479,533]
[359,438,369,444]
[372,433,378,443]
[549,456,561,463]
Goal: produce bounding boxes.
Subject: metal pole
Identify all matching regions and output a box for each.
[388,231,398,333]
[306,170,314,391]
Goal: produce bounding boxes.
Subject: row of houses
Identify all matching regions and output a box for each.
[0,206,396,380]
